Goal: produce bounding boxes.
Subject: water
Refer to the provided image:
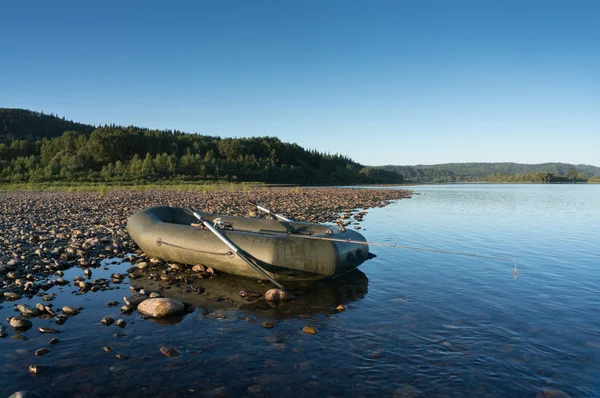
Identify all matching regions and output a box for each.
[1,184,599,397]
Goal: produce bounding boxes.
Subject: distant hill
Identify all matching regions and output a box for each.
[0,108,95,142]
[381,162,600,183]
[0,108,401,185]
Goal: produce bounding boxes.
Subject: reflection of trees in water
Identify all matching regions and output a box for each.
[240,269,369,319]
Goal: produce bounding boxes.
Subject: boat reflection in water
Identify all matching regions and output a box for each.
[133,268,369,322]
[240,269,369,318]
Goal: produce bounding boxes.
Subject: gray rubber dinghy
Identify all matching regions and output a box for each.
[127,206,370,282]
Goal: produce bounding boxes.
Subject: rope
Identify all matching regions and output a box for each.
[232,229,518,266]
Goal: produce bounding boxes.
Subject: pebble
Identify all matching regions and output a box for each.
[336,304,347,312]
[103,346,113,352]
[35,348,51,356]
[160,346,180,358]
[38,327,60,334]
[115,353,127,359]
[10,317,32,330]
[101,317,114,326]
[48,338,59,344]
[29,364,49,375]
[120,305,133,314]
[264,289,290,302]
[62,306,80,315]
[302,326,318,335]
[536,389,572,398]
[261,320,275,329]
[115,319,126,328]
[192,264,205,272]
[124,293,148,309]
[4,292,22,301]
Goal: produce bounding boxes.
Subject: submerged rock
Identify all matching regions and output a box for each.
[38,327,60,334]
[29,364,49,375]
[35,348,51,356]
[137,298,185,318]
[302,326,318,335]
[264,289,290,302]
[160,346,180,358]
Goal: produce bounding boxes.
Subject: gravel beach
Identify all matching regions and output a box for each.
[0,186,411,300]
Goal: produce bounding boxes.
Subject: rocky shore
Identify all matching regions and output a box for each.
[0,186,410,308]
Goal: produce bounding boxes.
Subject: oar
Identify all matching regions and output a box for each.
[184,208,285,289]
[249,201,292,222]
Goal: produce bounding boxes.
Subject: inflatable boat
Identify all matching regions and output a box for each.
[127,206,370,282]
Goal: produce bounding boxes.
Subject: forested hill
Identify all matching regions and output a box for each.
[1,108,95,142]
[0,108,402,184]
[381,162,600,183]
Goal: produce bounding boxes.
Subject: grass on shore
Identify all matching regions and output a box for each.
[0,181,270,195]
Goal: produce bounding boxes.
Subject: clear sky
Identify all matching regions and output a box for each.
[1,0,598,166]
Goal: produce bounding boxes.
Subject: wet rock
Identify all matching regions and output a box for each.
[169,263,186,271]
[29,364,49,375]
[107,301,120,307]
[101,317,114,326]
[247,384,264,395]
[124,293,148,309]
[264,289,290,302]
[8,259,22,267]
[192,264,205,272]
[136,261,149,270]
[48,338,59,344]
[35,348,51,356]
[261,320,275,329]
[4,292,22,301]
[160,346,180,358]
[137,298,185,318]
[302,326,318,335]
[9,391,42,398]
[336,304,347,312]
[149,292,163,298]
[12,334,27,340]
[10,317,32,330]
[115,353,127,359]
[536,389,572,398]
[103,346,113,352]
[115,319,126,328]
[238,290,263,299]
[15,304,39,317]
[38,327,60,334]
[149,257,165,266]
[62,306,80,315]
[120,305,133,314]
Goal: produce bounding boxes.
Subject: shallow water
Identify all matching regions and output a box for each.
[1,184,599,397]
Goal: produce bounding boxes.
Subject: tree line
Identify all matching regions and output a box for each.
[0,126,402,184]
[381,162,600,183]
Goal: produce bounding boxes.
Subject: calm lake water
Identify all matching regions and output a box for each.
[1,184,599,397]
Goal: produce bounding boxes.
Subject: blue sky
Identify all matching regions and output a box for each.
[1,1,598,166]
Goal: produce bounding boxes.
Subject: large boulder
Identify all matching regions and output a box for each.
[137,298,185,318]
